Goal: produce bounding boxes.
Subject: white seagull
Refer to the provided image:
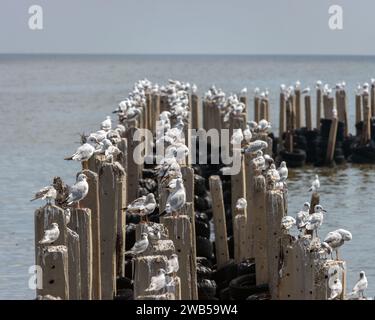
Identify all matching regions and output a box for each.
[166,254,179,275]
[281,216,296,230]
[31,185,57,205]
[329,277,343,300]
[125,233,149,255]
[305,205,327,237]
[296,202,310,231]
[278,161,288,183]
[125,193,157,221]
[39,223,60,245]
[145,269,167,292]
[65,136,98,162]
[165,179,186,216]
[351,271,368,299]
[64,173,89,207]
[101,116,112,131]
[236,198,247,211]
[243,140,268,154]
[323,229,352,260]
[309,174,320,192]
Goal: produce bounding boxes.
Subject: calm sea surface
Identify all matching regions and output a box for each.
[1,54,375,299]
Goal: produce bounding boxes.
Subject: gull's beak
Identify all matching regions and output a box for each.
[322,209,327,213]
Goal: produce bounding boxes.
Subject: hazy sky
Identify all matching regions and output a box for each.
[1,0,374,55]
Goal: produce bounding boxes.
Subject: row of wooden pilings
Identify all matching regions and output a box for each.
[35,88,344,300]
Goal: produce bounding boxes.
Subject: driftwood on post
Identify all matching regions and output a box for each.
[68,208,92,300]
[209,176,230,269]
[37,246,69,300]
[67,228,81,300]
[80,169,101,300]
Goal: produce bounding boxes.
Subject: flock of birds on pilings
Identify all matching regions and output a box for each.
[31,78,371,300]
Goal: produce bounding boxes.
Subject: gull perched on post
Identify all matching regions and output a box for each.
[305,205,327,237]
[278,161,288,183]
[309,174,320,192]
[166,254,179,276]
[125,233,149,255]
[125,193,157,222]
[323,229,352,260]
[266,164,280,189]
[101,116,112,132]
[165,179,186,217]
[281,216,296,231]
[31,185,57,205]
[235,198,247,211]
[39,223,60,245]
[350,271,368,299]
[243,140,268,154]
[145,269,167,292]
[296,202,310,232]
[328,277,343,300]
[62,173,89,208]
[65,136,98,162]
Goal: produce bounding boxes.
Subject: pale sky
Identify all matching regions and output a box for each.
[0,0,374,55]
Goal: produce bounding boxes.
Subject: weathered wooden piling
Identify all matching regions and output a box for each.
[361,93,371,144]
[265,189,285,299]
[68,208,92,300]
[161,215,195,300]
[125,127,141,203]
[191,93,200,129]
[80,169,101,299]
[254,96,260,122]
[67,228,81,300]
[295,88,301,128]
[355,94,362,125]
[36,246,69,300]
[326,116,338,164]
[209,176,230,269]
[336,90,349,137]
[316,87,322,129]
[304,95,312,131]
[279,92,286,138]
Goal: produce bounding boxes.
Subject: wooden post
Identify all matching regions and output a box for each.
[116,175,126,278]
[37,246,69,300]
[336,90,349,137]
[151,93,160,134]
[361,93,371,144]
[326,116,338,164]
[315,260,346,300]
[372,84,375,118]
[99,163,119,299]
[254,96,260,122]
[67,228,81,300]
[265,190,284,299]
[253,174,268,285]
[231,155,246,217]
[305,95,312,131]
[260,99,267,120]
[234,207,247,264]
[134,255,169,298]
[286,98,294,153]
[125,127,141,203]
[295,89,301,128]
[355,94,362,125]
[80,169,101,299]
[68,208,92,300]
[244,152,255,260]
[316,88,322,129]
[209,176,230,269]
[191,93,200,129]
[161,215,194,300]
[279,92,286,138]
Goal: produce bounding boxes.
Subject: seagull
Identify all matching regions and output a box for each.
[278,161,288,183]
[165,179,186,217]
[305,205,327,237]
[101,116,112,131]
[309,174,320,192]
[64,208,71,225]
[231,129,244,146]
[329,277,343,300]
[125,233,149,255]
[191,83,197,94]
[95,139,121,161]
[266,164,280,188]
[65,136,98,162]
[120,107,142,123]
[247,121,258,132]
[240,87,247,95]
[296,202,310,231]
[258,119,271,132]
[52,177,70,208]
[351,271,368,299]
[243,125,252,144]
[63,173,89,207]
[125,193,157,222]
[145,269,167,292]
[252,150,265,172]
[243,140,268,154]
[30,185,57,205]
[236,198,247,211]
[301,87,310,95]
[316,80,322,89]
[323,229,352,260]
[281,216,296,230]
[264,154,274,169]
[166,254,179,275]
[39,223,60,245]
